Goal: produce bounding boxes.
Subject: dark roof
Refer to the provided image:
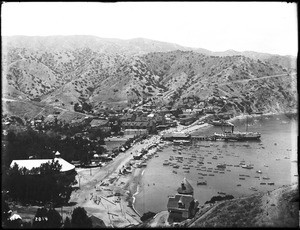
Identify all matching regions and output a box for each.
[120,114,134,120]
[122,121,152,127]
[177,178,194,195]
[167,194,194,211]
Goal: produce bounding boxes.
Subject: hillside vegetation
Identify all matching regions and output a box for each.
[189,184,298,228]
[2,36,297,117]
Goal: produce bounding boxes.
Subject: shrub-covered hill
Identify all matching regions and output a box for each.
[2,36,297,115]
[188,184,298,228]
[142,50,297,113]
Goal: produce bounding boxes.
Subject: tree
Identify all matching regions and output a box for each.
[63,216,71,228]
[33,207,48,228]
[82,102,92,112]
[1,200,11,227]
[140,211,156,222]
[74,103,82,112]
[47,208,62,228]
[6,160,76,205]
[6,217,22,228]
[71,207,92,228]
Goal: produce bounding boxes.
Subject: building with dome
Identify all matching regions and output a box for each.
[167,178,199,221]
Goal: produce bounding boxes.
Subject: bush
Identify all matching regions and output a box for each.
[47,208,62,228]
[205,195,234,204]
[140,211,156,222]
[71,207,92,228]
[32,207,62,228]
[64,216,71,228]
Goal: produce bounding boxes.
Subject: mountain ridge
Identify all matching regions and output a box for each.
[2,35,297,120]
[2,35,297,58]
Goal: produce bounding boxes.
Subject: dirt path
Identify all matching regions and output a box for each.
[188,184,298,228]
[255,183,299,227]
[218,73,296,86]
[148,211,170,227]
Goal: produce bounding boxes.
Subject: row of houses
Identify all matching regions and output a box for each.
[88,111,178,135]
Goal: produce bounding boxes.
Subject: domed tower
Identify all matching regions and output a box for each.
[177,178,194,196]
[167,178,198,221]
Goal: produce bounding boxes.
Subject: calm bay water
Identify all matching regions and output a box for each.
[134,114,298,215]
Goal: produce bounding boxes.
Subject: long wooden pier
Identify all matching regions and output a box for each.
[190,135,217,141]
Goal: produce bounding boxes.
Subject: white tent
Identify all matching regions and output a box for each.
[10,158,75,173]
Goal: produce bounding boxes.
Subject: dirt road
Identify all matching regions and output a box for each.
[67,134,162,227]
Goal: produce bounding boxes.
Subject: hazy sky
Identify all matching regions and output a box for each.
[1,2,298,56]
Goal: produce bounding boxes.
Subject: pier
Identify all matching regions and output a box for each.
[191,135,217,141]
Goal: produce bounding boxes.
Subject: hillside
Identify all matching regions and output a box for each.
[2,98,90,122]
[142,50,297,114]
[204,50,297,70]
[189,184,299,227]
[2,35,297,118]
[144,184,299,228]
[2,35,192,55]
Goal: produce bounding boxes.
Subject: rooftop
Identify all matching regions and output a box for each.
[10,158,75,172]
[167,194,195,211]
[90,119,109,127]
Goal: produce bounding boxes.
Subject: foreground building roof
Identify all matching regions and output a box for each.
[10,158,75,172]
[167,194,195,212]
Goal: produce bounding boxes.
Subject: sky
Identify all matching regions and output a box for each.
[1,2,298,56]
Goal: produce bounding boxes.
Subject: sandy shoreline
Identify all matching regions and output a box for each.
[67,134,164,227]
[68,111,297,227]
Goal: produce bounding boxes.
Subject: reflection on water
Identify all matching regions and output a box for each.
[134,114,298,215]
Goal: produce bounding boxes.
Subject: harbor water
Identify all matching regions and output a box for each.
[134,114,298,215]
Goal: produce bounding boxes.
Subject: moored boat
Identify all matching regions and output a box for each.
[197,181,207,185]
[214,117,261,141]
[249,186,258,191]
[217,163,226,168]
[241,164,253,169]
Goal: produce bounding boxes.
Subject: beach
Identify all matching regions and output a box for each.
[67,134,164,227]
[66,111,297,227]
